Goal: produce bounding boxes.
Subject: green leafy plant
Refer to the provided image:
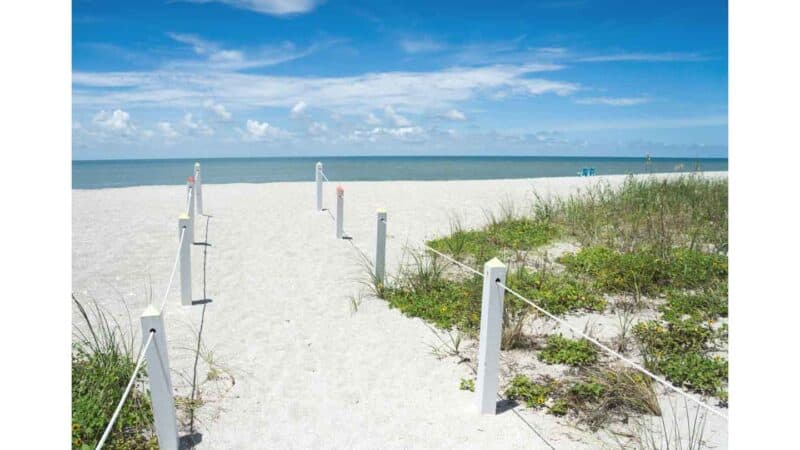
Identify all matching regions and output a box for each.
[634,319,728,398]
[560,246,727,295]
[539,335,598,366]
[504,374,557,408]
[652,353,728,396]
[569,379,606,403]
[659,285,728,322]
[549,399,569,416]
[459,378,475,392]
[428,216,558,264]
[506,267,606,316]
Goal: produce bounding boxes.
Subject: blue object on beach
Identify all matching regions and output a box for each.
[577,167,596,176]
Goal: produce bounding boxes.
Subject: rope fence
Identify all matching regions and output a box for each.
[424,242,727,420]
[311,159,727,439]
[91,162,209,450]
[314,162,388,282]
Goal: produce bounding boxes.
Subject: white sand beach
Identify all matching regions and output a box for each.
[72,173,728,449]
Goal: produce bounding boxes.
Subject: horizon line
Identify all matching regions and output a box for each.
[72,154,730,163]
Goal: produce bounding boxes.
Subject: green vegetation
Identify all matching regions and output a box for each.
[459,378,475,392]
[506,267,606,315]
[556,175,728,254]
[428,217,558,262]
[574,368,661,430]
[382,256,603,349]
[633,319,728,397]
[504,369,660,428]
[370,174,729,430]
[559,246,727,295]
[505,374,558,409]
[659,285,728,322]
[72,296,156,449]
[539,335,598,366]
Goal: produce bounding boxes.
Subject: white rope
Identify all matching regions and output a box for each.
[424,245,728,420]
[498,281,727,420]
[423,245,483,276]
[320,171,329,182]
[159,227,186,311]
[95,330,155,450]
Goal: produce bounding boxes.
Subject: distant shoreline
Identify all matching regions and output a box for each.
[72,155,729,163]
[72,156,728,190]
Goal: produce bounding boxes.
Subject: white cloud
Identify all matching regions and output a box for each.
[203,99,232,120]
[244,119,289,140]
[290,101,307,118]
[157,121,179,138]
[365,113,381,125]
[441,109,466,121]
[189,0,322,16]
[166,33,216,55]
[73,63,576,113]
[383,105,411,127]
[399,37,445,54]
[350,126,427,143]
[308,121,328,136]
[182,113,214,135]
[92,109,135,135]
[551,115,728,132]
[166,33,335,71]
[574,97,650,106]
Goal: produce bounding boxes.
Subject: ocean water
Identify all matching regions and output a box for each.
[72,156,728,189]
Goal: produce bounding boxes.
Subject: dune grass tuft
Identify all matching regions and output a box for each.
[72,295,156,449]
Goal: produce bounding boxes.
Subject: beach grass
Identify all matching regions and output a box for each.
[372,174,728,429]
[72,295,156,449]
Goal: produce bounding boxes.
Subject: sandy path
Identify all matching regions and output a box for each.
[72,173,727,449]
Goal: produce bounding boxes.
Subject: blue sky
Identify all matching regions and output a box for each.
[72,0,728,160]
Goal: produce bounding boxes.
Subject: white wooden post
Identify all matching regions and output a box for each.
[141,305,179,450]
[194,162,203,216]
[178,214,192,306]
[476,257,507,414]
[335,185,344,239]
[375,209,387,283]
[186,177,195,244]
[315,162,323,211]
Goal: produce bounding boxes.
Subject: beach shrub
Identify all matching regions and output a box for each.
[506,267,606,315]
[659,285,728,322]
[633,319,728,398]
[384,274,483,331]
[655,353,728,396]
[568,379,606,403]
[505,368,661,427]
[539,335,598,366]
[633,320,713,355]
[427,217,558,263]
[575,367,661,430]
[505,375,557,408]
[554,175,728,254]
[383,250,604,349]
[549,399,569,416]
[459,378,475,392]
[72,296,156,449]
[559,246,727,295]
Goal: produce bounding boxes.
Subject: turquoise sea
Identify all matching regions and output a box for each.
[72,156,728,189]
